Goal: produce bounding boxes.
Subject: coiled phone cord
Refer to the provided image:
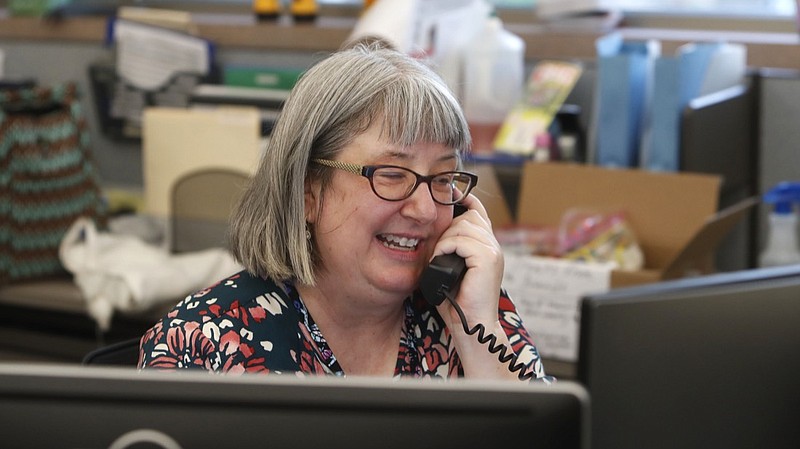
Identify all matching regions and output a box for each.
[447,296,536,381]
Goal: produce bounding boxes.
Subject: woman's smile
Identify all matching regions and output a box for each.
[377,233,420,251]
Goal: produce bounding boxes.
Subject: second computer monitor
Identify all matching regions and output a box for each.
[579,264,800,449]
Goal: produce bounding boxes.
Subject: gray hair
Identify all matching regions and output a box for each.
[229,39,471,284]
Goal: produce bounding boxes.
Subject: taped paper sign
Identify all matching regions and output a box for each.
[503,254,613,361]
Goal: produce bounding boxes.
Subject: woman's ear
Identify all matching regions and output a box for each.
[304,178,320,224]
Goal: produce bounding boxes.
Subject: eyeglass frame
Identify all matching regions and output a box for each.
[311,158,478,205]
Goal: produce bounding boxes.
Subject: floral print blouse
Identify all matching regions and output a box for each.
[138,270,553,382]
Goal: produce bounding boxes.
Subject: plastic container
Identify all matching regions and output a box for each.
[759,182,800,267]
[290,0,317,21]
[253,0,280,20]
[462,13,525,153]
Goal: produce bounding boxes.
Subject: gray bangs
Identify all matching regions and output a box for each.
[298,43,472,163]
[375,75,471,154]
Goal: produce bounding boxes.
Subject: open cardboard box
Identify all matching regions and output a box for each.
[468,161,757,370]
[471,161,756,288]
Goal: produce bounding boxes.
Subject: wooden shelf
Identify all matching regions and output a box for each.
[2,13,800,71]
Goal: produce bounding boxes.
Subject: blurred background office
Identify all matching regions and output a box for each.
[0,0,798,366]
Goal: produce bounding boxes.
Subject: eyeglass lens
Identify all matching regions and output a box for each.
[371,167,471,204]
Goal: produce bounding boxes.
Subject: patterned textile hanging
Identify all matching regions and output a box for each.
[0,82,107,285]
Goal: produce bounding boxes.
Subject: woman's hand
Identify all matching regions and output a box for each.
[429,194,517,379]
[431,193,503,325]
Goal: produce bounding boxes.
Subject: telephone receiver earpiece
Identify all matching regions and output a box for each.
[419,203,467,306]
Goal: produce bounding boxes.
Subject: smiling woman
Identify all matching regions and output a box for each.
[137,36,554,383]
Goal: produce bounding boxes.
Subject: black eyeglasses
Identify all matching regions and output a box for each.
[312,159,478,205]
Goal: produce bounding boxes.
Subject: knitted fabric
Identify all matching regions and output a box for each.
[0,82,106,285]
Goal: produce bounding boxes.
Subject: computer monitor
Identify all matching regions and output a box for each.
[0,363,589,449]
[578,264,800,449]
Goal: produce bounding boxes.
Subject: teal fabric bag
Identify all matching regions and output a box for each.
[0,82,106,284]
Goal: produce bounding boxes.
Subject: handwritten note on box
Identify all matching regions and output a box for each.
[502,255,613,362]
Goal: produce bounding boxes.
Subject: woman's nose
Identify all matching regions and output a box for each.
[400,182,439,223]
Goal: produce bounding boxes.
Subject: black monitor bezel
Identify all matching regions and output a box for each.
[578,263,800,449]
[0,363,590,449]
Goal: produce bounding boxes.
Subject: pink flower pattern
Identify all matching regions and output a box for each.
[138,271,552,381]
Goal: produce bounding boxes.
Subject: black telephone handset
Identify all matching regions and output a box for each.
[419,204,468,306]
[419,253,466,306]
[418,203,535,381]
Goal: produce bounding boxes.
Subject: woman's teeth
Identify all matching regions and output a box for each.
[380,234,419,250]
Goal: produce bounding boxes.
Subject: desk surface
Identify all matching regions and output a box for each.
[542,358,578,380]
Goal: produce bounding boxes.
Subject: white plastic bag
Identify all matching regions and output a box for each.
[59,217,242,331]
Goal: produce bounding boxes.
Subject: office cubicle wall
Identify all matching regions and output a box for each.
[681,75,760,270]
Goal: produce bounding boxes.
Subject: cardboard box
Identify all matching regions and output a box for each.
[471,161,756,288]
[468,161,756,365]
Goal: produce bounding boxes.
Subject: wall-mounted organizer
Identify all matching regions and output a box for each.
[88,60,220,141]
[89,16,221,141]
